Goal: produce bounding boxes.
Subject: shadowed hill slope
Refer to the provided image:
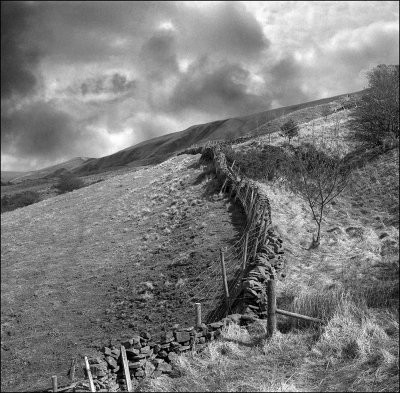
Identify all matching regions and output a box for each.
[74,91,365,176]
[2,157,91,184]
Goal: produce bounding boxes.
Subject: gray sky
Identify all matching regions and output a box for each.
[1,1,399,171]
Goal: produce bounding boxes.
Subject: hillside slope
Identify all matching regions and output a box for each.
[74,91,364,176]
[1,153,248,392]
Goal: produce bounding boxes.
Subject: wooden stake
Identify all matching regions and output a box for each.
[120,345,133,392]
[244,183,250,210]
[229,181,235,198]
[52,375,58,392]
[248,188,254,214]
[220,249,230,305]
[195,303,202,327]
[252,238,259,262]
[242,232,249,271]
[267,277,277,337]
[69,358,76,382]
[276,309,323,324]
[220,178,228,195]
[84,356,96,393]
[258,207,267,239]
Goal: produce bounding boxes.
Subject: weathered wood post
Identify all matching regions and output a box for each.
[84,356,96,392]
[69,358,76,382]
[243,183,250,212]
[120,346,133,392]
[195,302,202,327]
[242,232,249,271]
[220,248,230,309]
[267,275,277,337]
[52,376,58,392]
[220,178,228,195]
[258,206,267,239]
[252,238,259,262]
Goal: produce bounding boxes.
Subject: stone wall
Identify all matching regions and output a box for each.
[56,142,287,392]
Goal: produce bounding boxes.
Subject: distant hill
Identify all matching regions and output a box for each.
[1,171,28,183]
[2,157,91,183]
[2,90,366,181]
[74,91,365,175]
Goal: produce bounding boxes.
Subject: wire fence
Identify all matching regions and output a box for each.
[178,145,274,323]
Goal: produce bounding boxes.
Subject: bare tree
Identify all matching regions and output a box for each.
[285,143,351,248]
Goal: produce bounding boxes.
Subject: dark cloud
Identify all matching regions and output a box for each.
[79,73,136,96]
[165,58,269,117]
[1,2,41,99]
[174,2,269,61]
[265,57,310,106]
[1,102,109,165]
[139,29,179,81]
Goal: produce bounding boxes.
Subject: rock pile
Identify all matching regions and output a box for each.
[72,316,250,391]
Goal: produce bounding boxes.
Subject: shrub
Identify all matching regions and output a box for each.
[222,145,288,181]
[350,64,399,147]
[55,174,85,193]
[280,118,299,143]
[1,191,41,213]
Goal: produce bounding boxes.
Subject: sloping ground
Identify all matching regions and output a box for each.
[1,172,28,183]
[75,92,364,176]
[1,154,247,392]
[3,157,91,184]
[142,114,398,393]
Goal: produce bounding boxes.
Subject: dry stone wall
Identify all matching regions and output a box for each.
[183,143,286,319]
[56,142,287,392]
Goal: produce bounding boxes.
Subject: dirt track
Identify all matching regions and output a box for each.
[1,154,246,392]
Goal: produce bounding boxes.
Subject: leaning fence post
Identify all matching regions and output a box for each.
[84,356,96,392]
[220,178,228,195]
[195,302,202,327]
[267,276,277,337]
[252,238,259,262]
[120,345,133,392]
[52,375,58,392]
[69,357,76,382]
[258,206,267,240]
[220,248,230,308]
[242,232,249,271]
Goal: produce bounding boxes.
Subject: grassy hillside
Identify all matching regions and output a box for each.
[1,93,397,392]
[144,109,399,392]
[75,91,364,176]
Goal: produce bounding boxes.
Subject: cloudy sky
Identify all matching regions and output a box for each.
[1,1,399,171]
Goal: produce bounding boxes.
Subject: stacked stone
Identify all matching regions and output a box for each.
[241,229,286,319]
[83,321,236,391]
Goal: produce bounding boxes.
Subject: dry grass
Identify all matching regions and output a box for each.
[145,108,398,392]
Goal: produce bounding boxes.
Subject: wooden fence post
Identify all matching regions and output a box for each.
[248,189,254,214]
[84,356,96,392]
[69,358,76,382]
[258,206,267,240]
[252,238,259,262]
[229,181,235,198]
[220,249,230,308]
[52,376,58,393]
[220,178,228,195]
[195,303,202,327]
[242,233,249,271]
[244,183,250,211]
[120,346,133,392]
[267,277,277,337]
